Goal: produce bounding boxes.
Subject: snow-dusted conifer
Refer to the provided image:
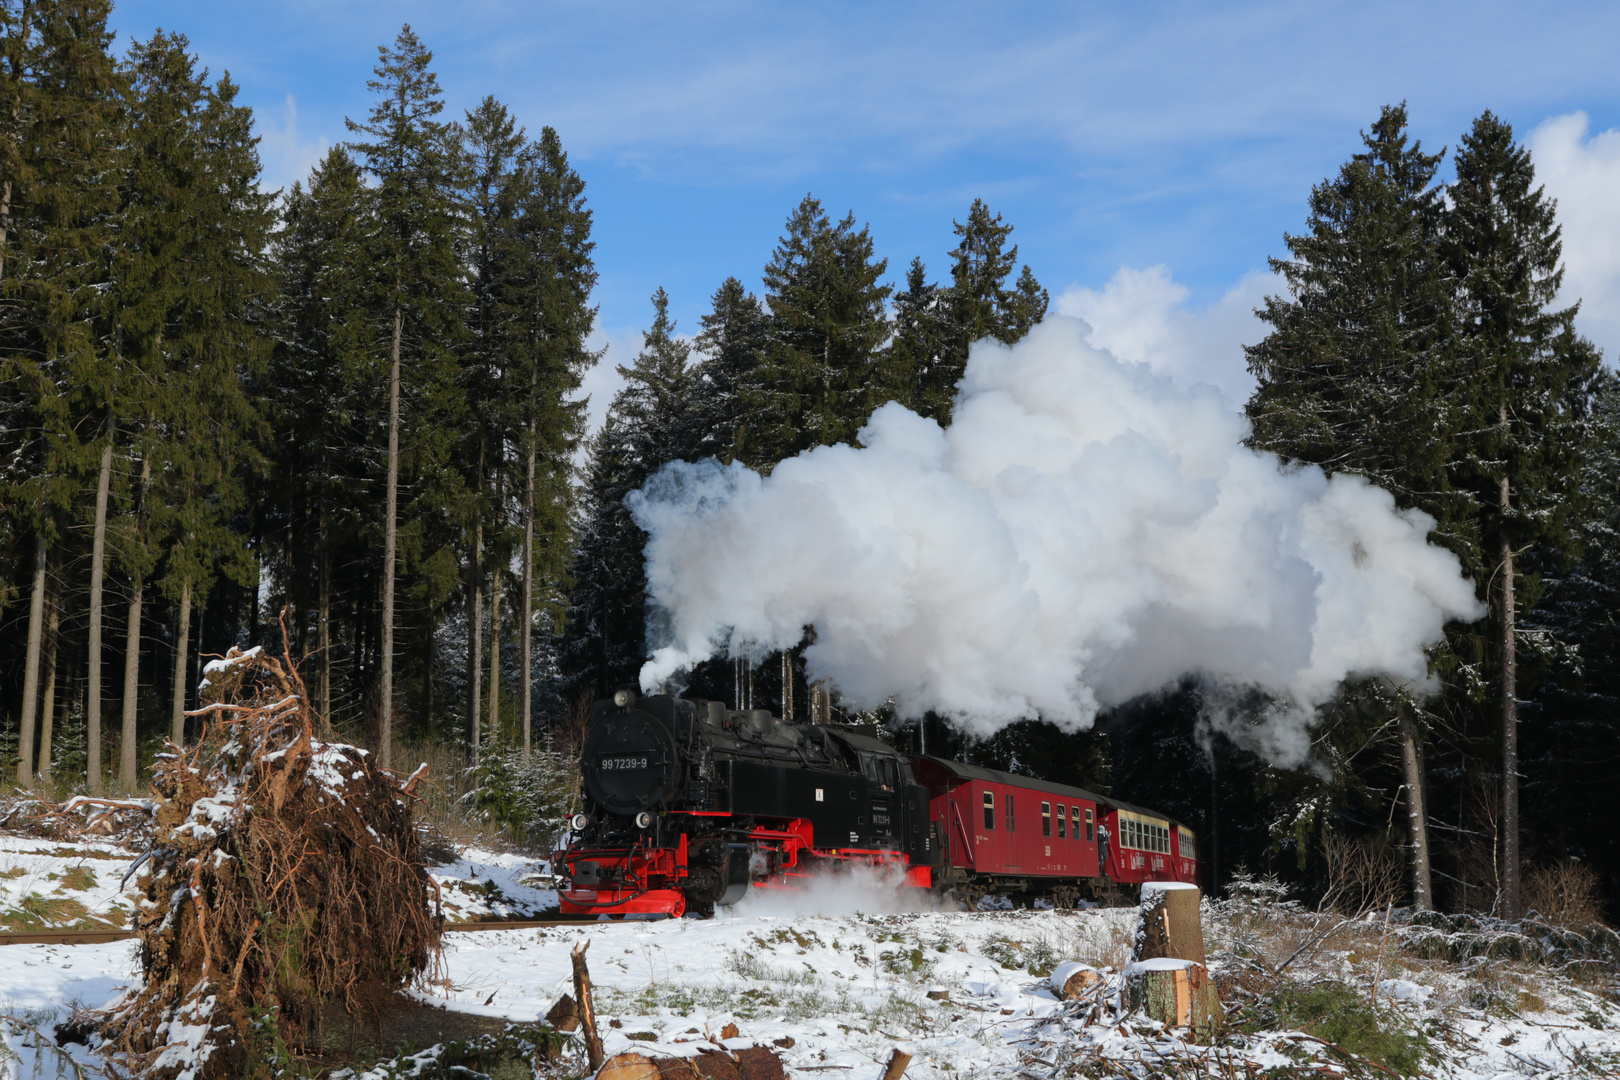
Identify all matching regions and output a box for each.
[1444,110,1603,919]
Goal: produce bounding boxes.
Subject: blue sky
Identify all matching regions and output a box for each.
[110,1,1620,414]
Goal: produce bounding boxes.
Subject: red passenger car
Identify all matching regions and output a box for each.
[1098,800,1198,889]
[910,756,1198,906]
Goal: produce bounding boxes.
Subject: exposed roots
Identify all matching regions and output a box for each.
[102,635,442,1080]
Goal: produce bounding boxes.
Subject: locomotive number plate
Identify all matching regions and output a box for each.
[599,755,650,771]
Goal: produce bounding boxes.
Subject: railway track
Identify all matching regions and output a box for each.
[0,917,609,948]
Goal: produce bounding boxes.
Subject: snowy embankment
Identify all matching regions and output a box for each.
[6,828,1620,1079]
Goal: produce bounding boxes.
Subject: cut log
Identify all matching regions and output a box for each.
[1125,958,1222,1042]
[1131,882,1206,967]
[734,1045,786,1080]
[600,1055,663,1080]
[1049,961,1103,999]
[692,1049,741,1080]
[598,1048,785,1080]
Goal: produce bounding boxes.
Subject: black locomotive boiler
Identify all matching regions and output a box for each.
[557,690,1199,917]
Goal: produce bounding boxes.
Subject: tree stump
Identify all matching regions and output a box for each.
[1131,882,1205,967]
[1125,958,1221,1042]
[1127,882,1220,1040]
[1049,961,1103,1000]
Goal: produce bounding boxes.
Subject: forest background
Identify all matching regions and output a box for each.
[3,1,1619,925]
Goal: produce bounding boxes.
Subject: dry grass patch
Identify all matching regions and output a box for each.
[56,866,96,891]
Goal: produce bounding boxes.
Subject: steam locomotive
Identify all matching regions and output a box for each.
[557,690,1198,917]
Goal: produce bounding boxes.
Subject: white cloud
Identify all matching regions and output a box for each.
[575,324,638,439]
[1054,266,1274,403]
[256,94,329,193]
[1530,112,1620,361]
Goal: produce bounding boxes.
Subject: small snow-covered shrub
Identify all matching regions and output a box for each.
[459,738,576,846]
[1237,980,1432,1076]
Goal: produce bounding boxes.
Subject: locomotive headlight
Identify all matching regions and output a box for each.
[635,811,653,829]
[613,688,636,708]
[570,813,590,831]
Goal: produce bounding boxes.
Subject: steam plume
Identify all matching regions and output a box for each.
[630,318,1484,764]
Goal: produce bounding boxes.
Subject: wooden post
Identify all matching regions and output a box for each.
[572,940,605,1071]
[880,1048,912,1080]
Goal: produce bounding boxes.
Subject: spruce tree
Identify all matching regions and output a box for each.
[883,257,946,416]
[691,276,769,465]
[752,195,891,462]
[151,67,272,746]
[505,125,595,755]
[916,199,1048,424]
[0,0,121,784]
[1244,104,1465,908]
[459,95,525,755]
[266,147,374,733]
[1246,105,1461,522]
[1445,110,1602,918]
[561,289,697,697]
[104,30,216,789]
[345,25,468,768]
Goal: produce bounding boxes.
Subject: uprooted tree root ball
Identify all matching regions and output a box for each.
[104,643,443,1079]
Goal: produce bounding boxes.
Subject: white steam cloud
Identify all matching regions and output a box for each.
[630,318,1484,764]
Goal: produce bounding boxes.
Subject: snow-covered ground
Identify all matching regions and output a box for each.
[6,829,1620,1079]
[429,846,560,921]
[0,833,142,932]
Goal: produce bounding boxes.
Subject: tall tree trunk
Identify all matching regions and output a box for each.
[121,577,144,790]
[1500,475,1519,920]
[781,651,793,722]
[468,517,483,759]
[87,440,113,793]
[422,614,435,735]
[488,563,502,747]
[121,456,150,790]
[318,508,333,737]
[16,530,47,784]
[170,577,191,746]
[379,304,402,771]
[1398,702,1433,910]
[39,585,59,781]
[522,432,535,761]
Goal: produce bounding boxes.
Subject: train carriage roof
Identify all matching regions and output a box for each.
[913,756,1110,806]
[913,756,1191,832]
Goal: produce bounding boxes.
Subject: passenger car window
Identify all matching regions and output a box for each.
[1056,804,1067,839]
[1041,801,1052,837]
[1083,808,1093,841]
[983,790,995,830]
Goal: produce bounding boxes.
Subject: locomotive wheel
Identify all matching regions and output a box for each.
[683,837,729,918]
